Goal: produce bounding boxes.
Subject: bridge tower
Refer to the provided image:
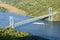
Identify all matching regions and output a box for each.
[48,7,54,27]
[9,16,14,28]
[48,7,53,21]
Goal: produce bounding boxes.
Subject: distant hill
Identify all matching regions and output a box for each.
[0,0,60,21]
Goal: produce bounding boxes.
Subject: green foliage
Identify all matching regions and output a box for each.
[0,28,29,37]
[0,28,48,40]
[0,28,29,40]
[52,13,60,21]
[0,0,60,21]
[0,7,8,12]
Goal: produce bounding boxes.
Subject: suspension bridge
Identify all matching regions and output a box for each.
[7,9,57,28]
[3,7,57,28]
[4,7,57,28]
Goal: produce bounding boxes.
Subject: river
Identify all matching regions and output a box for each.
[0,12,60,40]
[15,20,60,40]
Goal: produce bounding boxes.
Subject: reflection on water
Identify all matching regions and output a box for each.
[45,21,60,39]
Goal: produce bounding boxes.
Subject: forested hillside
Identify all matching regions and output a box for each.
[0,0,60,21]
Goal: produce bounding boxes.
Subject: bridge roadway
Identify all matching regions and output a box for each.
[15,12,57,27]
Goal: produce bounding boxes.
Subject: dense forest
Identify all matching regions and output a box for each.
[0,0,60,21]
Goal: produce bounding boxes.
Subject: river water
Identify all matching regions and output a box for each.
[0,12,60,40]
[15,21,60,40]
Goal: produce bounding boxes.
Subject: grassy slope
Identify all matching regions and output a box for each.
[0,3,27,15]
[0,0,60,21]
